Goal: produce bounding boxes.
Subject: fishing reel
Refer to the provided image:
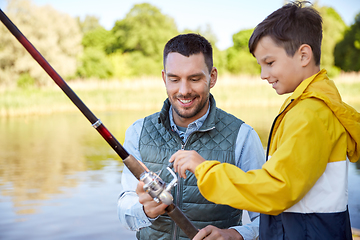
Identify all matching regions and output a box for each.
[140,165,178,205]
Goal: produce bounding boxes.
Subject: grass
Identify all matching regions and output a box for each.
[0,73,359,118]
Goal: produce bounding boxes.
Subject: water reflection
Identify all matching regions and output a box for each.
[0,111,145,216]
[0,108,359,239]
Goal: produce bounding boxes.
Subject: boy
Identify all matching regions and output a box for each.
[169,2,360,239]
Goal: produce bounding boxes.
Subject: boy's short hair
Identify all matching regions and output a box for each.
[163,33,213,73]
[249,1,323,66]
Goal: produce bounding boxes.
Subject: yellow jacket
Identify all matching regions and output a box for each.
[195,69,360,215]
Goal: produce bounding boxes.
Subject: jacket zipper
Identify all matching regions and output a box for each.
[266,99,294,160]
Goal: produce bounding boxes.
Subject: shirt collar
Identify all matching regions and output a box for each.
[169,102,210,132]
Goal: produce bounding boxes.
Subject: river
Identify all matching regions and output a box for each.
[0,110,359,239]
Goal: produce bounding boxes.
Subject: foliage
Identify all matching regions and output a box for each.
[17,73,35,88]
[76,47,113,79]
[334,13,360,72]
[109,3,178,57]
[105,3,178,76]
[316,5,347,77]
[0,0,359,87]
[0,0,83,86]
[226,29,260,75]
[82,26,113,51]
[76,17,115,79]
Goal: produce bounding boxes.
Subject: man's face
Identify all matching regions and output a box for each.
[253,36,305,95]
[162,52,217,127]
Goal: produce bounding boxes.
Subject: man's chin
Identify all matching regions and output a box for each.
[173,107,197,119]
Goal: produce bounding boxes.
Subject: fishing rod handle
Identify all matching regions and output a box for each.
[166,204,199,239]
[122,155,147,180]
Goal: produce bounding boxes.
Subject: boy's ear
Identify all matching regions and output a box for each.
[299,44,313,67]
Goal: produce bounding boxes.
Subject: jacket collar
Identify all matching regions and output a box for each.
[279,68,360,163]
[280,69,327,111]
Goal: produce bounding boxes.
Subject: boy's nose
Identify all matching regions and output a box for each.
[260,69,269,80]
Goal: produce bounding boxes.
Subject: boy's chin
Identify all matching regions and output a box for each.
[275,89,290,95]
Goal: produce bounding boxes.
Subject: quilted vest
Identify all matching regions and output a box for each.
[136,95,244,240]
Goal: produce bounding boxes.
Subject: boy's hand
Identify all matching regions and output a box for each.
[169,150,205,179]
[136,181,168,218]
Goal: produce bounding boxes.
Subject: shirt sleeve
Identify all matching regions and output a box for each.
[195,107,332,215]
[117,118,152,231]
[232,123,265,239]
[231,213,259,240]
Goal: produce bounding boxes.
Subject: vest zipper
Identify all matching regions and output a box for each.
[172,126,215,240]
[173,143,185,240]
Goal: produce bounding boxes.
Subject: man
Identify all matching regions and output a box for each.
[117,33,265,240]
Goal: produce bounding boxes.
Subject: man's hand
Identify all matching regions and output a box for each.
[136,181,168,218]
[169,150,205,178]
[193,225,244,240]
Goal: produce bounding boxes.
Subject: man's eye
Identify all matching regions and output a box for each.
[169,78,178,82]
[191,78,200,82]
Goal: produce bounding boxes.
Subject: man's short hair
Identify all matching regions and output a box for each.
[249,1,323,66]
[163,33,213,73]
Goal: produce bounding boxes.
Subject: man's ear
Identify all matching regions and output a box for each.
[209,67,218,88]
[162,69,166,84]
[299,44,313,67]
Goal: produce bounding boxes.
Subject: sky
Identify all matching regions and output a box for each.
[0,0,359,50]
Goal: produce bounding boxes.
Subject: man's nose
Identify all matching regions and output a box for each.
[179,80,191,95]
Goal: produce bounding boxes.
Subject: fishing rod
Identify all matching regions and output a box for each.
[0,9,198,239]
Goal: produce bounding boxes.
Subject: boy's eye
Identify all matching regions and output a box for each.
[267,61,274,66]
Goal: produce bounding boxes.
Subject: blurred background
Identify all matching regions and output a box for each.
[0,0,359,239]
[0,0,359,87]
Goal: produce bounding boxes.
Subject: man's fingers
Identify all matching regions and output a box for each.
[193,227,211,240]
[136,181,145,194]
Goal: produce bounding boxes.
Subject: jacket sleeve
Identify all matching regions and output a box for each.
[195,104,333,215]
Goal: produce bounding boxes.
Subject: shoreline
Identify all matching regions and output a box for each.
[0,75,359,118]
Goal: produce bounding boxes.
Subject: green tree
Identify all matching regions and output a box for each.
[76,16,115,79]
[82,26,113,51]
[0,0,82,86]
[107,3,178,76]
[76,47,113,79]
[334,13,360,72]
[226,29,260,75]
[316,5,347,76]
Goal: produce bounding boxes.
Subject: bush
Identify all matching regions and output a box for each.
[17,73,36,88]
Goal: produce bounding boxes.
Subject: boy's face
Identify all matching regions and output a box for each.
[253,36,305,95]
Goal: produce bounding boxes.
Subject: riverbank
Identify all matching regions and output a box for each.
[1,73,359,118]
